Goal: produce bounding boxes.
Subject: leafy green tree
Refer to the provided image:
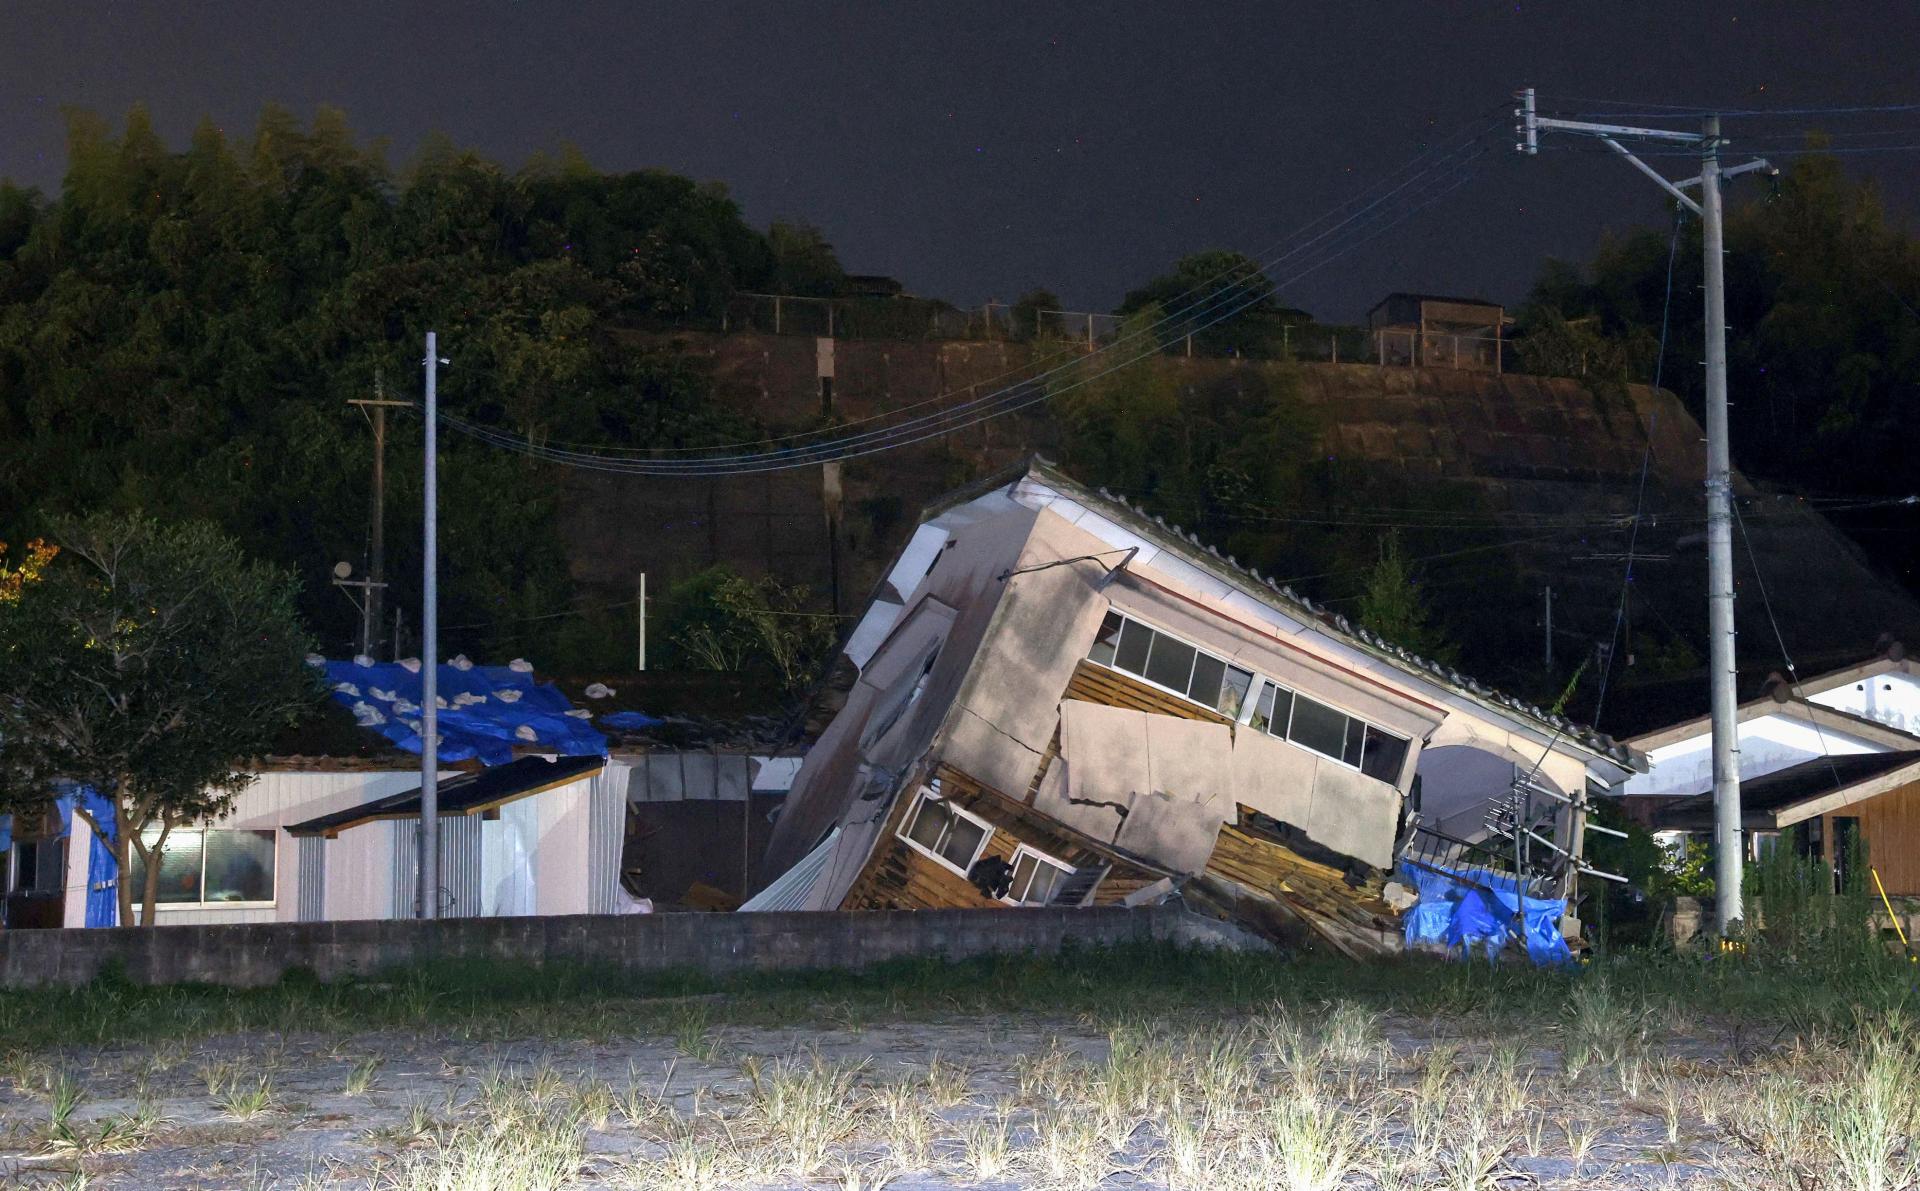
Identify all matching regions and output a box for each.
[1010,289,1064,341]
[0,514,320,927]
[662,566,838,691]
[765,221,845,297]
[1117,250,1308,357]
[0,106,821,668]
[1355,531,1457,665]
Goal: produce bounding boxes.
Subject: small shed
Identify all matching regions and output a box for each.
[1367,293,1506,372]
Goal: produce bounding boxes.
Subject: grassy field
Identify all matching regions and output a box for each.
[0,940,1917,1188]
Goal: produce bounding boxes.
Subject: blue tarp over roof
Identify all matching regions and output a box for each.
[315,657,606,766]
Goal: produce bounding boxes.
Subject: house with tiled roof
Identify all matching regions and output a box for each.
[747,458,1643,955]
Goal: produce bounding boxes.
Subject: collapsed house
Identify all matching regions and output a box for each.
[749,459,1642,956]
[1624,647,1920,897]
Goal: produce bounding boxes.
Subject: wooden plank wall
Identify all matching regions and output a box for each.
[1836,778,1920,896]
[839,765,1166,911]
[1063,661,1232,724]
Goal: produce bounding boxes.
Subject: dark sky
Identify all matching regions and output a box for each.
[3,2,1916,321]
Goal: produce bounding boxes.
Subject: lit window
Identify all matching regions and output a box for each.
[126,828,276,906]
[1087,611,1254,718]
[1004,845,1074,906]
[899,788,992,874]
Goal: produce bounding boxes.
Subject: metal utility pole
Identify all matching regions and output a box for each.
[1517,89,1772,936]
[349,370,408,660]
[419,332,442,921]
[637,573,647,672]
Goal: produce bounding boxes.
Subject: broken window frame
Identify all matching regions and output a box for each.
[1001,843,1073,906]
[897,787,994,877]
[1250,679,1410,784]
[1087,610,1253,720]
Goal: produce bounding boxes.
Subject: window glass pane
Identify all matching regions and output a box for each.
[1188,653,1226,706]
[1113,619,1153,675]
[1028,862,1064,905]
[1250,683,1276,733]
[904,797,948,851]
[1360,729,1410,784]
[940,815,987,869]
[128,829,204,904]
[1288,696,1349,760]
[205,831,275,902]
[1220,666,1254,719]
[1267,686,1295,737]
[1343,718,1366,767]
[1008,852,1037,902]
[1143,633,1198,693]
[1088,611,1125,666]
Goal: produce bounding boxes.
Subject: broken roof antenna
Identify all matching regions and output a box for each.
[1516,87,1773,942]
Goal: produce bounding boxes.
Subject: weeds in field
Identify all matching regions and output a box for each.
[956,1102,1015,1183]
[747,1050,862,1179]
[345,1055,383,1096]
[219,1074,276,1120]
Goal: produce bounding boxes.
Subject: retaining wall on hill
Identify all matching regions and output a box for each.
[0,905,1263,989]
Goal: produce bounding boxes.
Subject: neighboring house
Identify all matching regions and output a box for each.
[1628,649,1920,896]
[749,459,1640,953]
[1366,293,1507,372]
[3,660,804,927]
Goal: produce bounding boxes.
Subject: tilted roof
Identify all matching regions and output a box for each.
[286,754,604,837]
[993,458,1639,770]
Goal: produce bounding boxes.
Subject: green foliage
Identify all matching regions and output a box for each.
[661,566,838,691]
[1010,288,1063,341]
[1513,153,1920,593]
[765,221,846,297]
[0,106,822,667]
[1117,249,1309,357]
[1749,830,1877,964]
[0,512,320,927]
[1654,839,1716,898]
[1354,530,1457,665]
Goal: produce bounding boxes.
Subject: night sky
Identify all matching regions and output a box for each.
[3,3,1916,321]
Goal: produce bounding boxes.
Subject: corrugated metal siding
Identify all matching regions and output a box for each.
[391,822,417,919]
[440,816,483,918]
[741,827,839,911]
[297,836,325,922]
[588,767,631,914]
[389,818,484,919]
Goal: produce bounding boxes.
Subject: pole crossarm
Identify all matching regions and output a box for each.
[1600,138,1703,215]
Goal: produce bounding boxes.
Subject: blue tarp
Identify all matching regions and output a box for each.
[1398,860,1573,966]
[316,657,606,766]
[54,786,118,929]
[598,710,664,731]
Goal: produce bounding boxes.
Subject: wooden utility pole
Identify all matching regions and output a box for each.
[349,370,410,660]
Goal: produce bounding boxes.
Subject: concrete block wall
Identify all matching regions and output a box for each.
[0,905,1264,989]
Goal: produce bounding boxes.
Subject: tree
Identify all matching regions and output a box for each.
[1010,289,1064,341]
[1117,250,1308,357]
[662,566,839,691]
[1355,531,1456,665]
[765,221,845,297]
[0,514,319,926]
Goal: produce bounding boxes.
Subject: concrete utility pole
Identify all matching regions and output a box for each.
[348,370,409,660]
[419,332,442,920]
[1516,89,1772,936]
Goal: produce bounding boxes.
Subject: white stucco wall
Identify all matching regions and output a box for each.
[1621,713,1887,799]
[1809,671,1920,735]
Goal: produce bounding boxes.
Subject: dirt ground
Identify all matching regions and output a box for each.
[0,994,1816,1189]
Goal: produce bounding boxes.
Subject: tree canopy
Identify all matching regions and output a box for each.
[0,106,840,667]
[0,513,319,926]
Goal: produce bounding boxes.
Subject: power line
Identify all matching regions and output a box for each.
[431,131,1501,475]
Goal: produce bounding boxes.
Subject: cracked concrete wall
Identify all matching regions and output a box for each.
[1054,700,1400,871]
[938,511,1116,799]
